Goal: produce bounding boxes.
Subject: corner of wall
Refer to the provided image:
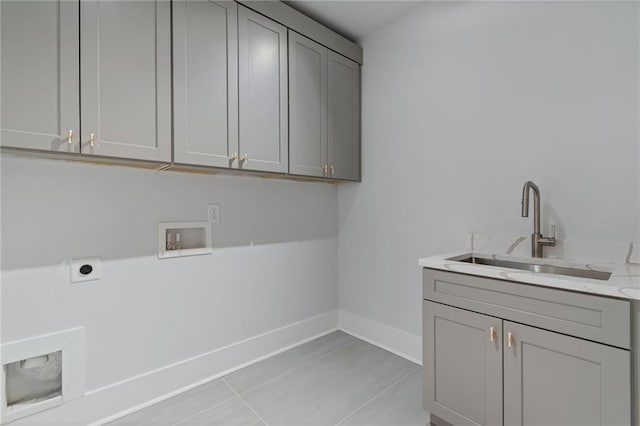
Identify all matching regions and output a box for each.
[337,310,422,365]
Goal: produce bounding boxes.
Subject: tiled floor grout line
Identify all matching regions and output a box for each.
[115,335,426,425]
[171,383,238,426]
[223,378,270,426]
[333,365,421,426]
[232,338,360,395]
[119,336,358,425]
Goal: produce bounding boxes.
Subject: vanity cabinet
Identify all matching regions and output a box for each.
[1,0,79,153]
[1,0,171,162]
[172,0,238,168]
[423,269,632,426]
[289,31,361,180]
[237,5,288,173]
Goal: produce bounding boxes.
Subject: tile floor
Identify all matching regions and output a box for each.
[109,331,429,425]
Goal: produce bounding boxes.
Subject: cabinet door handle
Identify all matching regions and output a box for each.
[507,332,514,347]
[322,164,328,175]
[66,129,74,144]
[330,165,335,176]
[89,133,96,147]
[240,153,248,164]
[230,152,238,164]
[489,327,497,342]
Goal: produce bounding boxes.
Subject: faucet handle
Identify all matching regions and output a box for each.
[539,225,557,247]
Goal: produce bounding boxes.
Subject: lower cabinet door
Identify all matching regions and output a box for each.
[423,301,503,426]
[503,321,631,426]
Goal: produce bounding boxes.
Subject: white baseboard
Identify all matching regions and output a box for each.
[8,311,338,425]
[337,310,422,365]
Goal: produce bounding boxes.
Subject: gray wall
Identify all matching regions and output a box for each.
[338,1,640,338]
[1,156,339,390]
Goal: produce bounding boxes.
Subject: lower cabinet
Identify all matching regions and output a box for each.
[424,301,631,426]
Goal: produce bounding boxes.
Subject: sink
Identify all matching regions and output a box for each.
[453,256,611,281]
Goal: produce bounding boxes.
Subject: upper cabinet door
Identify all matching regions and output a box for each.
[80,0,171,162]
[288,30,327,178]
[1,1,80,153]
[328,51,360,181]
[173,0,238,168]
[238,5,288,173]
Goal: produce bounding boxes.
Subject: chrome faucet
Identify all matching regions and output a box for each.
[521,181,556,258]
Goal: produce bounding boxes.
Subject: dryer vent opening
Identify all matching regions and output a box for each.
[1,327,84,424]
[4,351,62,409]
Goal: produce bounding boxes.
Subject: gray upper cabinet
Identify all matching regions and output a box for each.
[424,301,503,426]
[238,5,288,173]
[289,31,328,178]
[80,0,171,162]
[503,321,631,426]
[288,30,361,181]
[173,0,238,168]
[328,51,360,181]
[0,1,80,153]
[2,1,361,180]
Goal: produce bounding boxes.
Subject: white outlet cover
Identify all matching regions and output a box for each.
[208,204,220,223]
[70,257,101,283]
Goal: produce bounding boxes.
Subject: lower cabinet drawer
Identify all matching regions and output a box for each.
[423,268,631,349]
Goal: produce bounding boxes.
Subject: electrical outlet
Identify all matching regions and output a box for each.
[208,204,220,223]
[70,257,101,283]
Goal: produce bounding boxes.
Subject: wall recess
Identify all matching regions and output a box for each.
[1,328,85,424]
[158,222,212,259]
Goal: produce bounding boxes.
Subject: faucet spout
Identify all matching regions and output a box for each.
[520,180,554,257]
[521,181,540,235]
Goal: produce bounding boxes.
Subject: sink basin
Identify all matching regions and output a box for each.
[454,256,611,281]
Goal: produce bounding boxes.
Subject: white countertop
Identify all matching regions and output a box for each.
[419,251,640,300]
